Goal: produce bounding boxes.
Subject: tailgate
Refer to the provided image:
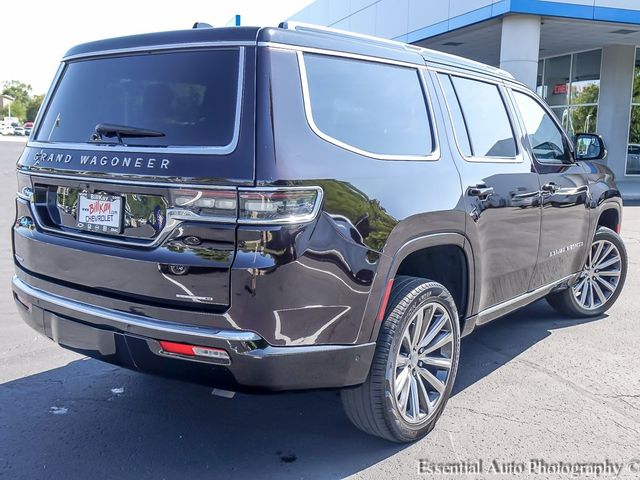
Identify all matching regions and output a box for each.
[16,173,236,309]
[14,43,257,310]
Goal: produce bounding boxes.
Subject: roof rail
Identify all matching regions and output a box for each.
[278,21,422,53]
[278,21,516,82]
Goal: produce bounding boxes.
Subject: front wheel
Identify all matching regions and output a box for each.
[547,227,627,317]
[341,276,460,443]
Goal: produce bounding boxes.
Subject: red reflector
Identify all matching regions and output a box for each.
[377,278,395,322]
[159,340,195,356]
[158,341,230,363]
[616,223,621,234]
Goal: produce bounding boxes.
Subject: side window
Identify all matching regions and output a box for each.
[441,74,517,159]
[438,74,472,157]
[512,90,571,164]
[302,53,434,157]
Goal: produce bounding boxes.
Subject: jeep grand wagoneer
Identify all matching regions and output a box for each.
[12,23,627,442]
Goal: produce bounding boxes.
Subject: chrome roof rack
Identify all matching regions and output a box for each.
[278,21,515,81]
[279,21,423,53]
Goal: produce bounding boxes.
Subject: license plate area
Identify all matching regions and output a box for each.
[76,193,123,234]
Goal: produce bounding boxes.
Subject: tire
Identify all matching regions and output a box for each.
[547,226,627,318]
[341,276,460,443]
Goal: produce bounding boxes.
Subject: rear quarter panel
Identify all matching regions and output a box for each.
[252,47,466,345]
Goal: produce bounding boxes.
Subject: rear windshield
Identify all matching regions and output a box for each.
[36,48,242,148]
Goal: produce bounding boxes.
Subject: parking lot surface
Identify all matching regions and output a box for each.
[1,141,639,479]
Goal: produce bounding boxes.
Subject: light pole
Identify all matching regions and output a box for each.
[4,95,14,119]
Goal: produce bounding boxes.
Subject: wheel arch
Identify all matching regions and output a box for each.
[596,205,621,233]
[364,232,475,343]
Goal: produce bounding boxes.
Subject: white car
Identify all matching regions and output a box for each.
[13,126,25,136]
[0,124,14,135]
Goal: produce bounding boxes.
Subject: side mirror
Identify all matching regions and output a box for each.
[575,133,607,161]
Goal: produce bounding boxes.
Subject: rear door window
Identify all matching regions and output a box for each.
[438,74,472,157]
[302,53,434,158]
[439,73,517,159]
[36,48,242,149]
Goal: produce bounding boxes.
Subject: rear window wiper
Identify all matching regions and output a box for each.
[91,123,165,145]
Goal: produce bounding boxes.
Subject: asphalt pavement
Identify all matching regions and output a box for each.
[1,140,639,479]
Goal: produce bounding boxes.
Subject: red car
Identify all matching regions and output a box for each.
[22,122,34,136]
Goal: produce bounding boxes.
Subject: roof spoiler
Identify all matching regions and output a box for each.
[193,22,213,29]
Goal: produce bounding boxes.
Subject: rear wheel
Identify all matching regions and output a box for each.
[547,227,627,317]
[341,276,460,443]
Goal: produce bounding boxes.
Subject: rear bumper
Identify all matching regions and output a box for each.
[12,276,375,392]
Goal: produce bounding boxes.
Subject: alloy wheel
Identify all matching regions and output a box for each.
[572,239,622,310]
[393,301,454,424]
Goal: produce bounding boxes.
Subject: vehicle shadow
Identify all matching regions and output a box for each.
[0,300,605,480]
[454,299,604,395]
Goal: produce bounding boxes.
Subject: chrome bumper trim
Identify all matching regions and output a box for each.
[12,276,261,342]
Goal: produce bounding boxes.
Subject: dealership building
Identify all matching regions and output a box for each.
[290,0,640,199]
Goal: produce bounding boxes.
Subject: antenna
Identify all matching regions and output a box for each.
[192,22,213,29]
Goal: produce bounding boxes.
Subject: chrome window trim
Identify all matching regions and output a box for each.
[433,65,528,90]
[433,69,524,164]
[20,170,239,190]
[29,47,246,156]
[22,172,237,248]
[20,174,326,243]
[61,41,255,61]
[12,276,262,342]
[259,41,423,69]
[296,50,440,161]
[27,200,235,248]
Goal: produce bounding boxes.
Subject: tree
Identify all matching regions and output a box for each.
[2,80,32,105]
[26,95,44,122]
[569,83,599,135]
[630,66,640,146]
[2,102,26,122]
[1,81,43,123]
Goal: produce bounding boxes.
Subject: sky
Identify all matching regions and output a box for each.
[0,0,314,95]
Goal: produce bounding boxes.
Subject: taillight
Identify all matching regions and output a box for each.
[166,187,323,225]
[238,187,323,224]
[167,188,237,223]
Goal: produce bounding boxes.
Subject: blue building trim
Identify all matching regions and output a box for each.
[509,0,594,20]
[404,0,510,43]
[400,0,640,45]
[593,6,640,24]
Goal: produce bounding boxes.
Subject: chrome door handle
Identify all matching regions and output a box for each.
[467,185,494,198]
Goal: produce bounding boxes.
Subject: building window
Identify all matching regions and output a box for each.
[627,49,640,175]
[536,50,601,137]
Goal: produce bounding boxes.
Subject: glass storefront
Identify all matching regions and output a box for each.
[536,50,601,137]
[627,49,640,175]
